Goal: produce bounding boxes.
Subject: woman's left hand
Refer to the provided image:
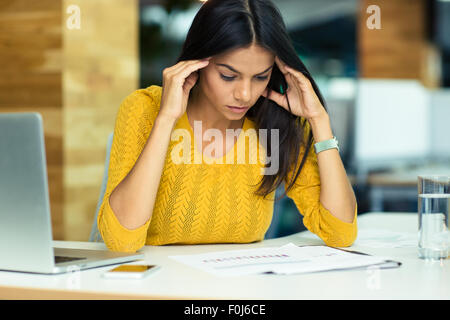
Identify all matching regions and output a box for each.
[261,56,326,120]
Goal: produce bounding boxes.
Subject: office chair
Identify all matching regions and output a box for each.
[89,132,114,242]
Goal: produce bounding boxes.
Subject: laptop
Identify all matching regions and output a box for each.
[0,112,144,274]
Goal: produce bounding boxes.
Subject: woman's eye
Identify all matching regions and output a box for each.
[220,74,269,82]
[220,74,235,81]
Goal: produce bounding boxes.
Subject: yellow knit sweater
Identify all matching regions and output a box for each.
[97,85,357,252]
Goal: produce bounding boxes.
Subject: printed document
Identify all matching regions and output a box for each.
[169,243,400,276]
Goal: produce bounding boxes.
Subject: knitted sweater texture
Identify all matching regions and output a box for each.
[97,85,357,252]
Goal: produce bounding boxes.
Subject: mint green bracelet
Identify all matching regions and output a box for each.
[314,136,339,154]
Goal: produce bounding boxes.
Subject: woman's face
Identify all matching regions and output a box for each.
[196,44,275,120]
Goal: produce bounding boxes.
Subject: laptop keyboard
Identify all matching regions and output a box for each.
[54,256,86,264]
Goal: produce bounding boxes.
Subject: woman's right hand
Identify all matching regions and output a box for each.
[158,58,212,121]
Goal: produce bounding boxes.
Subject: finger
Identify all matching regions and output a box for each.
[165,59,191,74]
[170,60,209,83]
[173,59,210,83]
[262,88,288,111]
[167,57,211,77]
[274,56,299,90]
[183,71,199,92]
[170,58,210,76]
[274,56,289,76]
[288,72,302,95]
[284,66,312,90]
[184,58,211,73]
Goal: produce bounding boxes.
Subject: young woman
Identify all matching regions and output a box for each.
[97,0,357,252]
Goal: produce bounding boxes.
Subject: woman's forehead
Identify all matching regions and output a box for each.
[217,45,274,60]
[214,46,275,74]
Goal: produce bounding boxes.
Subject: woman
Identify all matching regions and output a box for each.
[97,0,357,253]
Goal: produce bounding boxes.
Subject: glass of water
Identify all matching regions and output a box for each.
[418,175,449,260]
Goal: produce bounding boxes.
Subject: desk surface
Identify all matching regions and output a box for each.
[367,163,450,187]
[0,212,449,300]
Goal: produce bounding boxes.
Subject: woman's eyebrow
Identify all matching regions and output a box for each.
[216,63,273,75]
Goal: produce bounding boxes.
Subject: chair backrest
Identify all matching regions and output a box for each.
[89,132,114,242]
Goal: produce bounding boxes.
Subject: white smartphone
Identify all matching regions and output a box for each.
[101,264,161,279]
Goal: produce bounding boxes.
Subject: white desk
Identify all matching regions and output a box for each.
[0,212,449,300]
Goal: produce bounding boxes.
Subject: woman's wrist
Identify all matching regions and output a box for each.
[155,112,178,129]
[307,112,333,143]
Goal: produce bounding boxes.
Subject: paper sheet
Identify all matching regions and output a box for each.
[354,229,418,248]
[169,243,395,276]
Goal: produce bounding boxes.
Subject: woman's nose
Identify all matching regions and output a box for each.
[234,82,252,105]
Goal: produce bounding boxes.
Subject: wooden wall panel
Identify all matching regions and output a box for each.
[357,0,438,86]
[0,0,63,239]
[0,0,138,241]
[63,0,139,241]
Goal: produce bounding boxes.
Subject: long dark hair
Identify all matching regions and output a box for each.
[176,0,328,201]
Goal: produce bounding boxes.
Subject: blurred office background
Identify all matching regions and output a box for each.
[0,0,449,241]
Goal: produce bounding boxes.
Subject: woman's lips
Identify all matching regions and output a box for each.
[226,106,249,113]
